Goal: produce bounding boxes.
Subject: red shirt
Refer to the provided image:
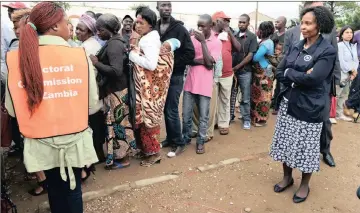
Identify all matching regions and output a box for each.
[215,32,233,78]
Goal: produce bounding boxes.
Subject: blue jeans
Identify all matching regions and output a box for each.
[45,168,83,213]
[164,75,184,146]
[182,91,211,145]
[236,72,252,122]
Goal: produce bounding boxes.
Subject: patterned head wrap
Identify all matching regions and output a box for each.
[79,14,97,35]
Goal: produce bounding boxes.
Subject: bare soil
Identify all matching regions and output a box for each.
[7,112,360,213]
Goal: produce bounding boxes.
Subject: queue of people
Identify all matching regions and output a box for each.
[1,1,360,212]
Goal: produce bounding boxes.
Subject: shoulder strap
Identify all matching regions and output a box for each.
[9,38,18,47]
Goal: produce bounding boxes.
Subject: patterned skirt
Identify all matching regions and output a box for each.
[250,63,274,124]
[270,99,323,173]
[135,123,161,156]
[103,89,138,166]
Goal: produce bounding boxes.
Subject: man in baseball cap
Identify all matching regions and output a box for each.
[211,11,241,134]
[2,2,27,19]
[120,15,136,48]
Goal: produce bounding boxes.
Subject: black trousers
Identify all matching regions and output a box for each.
[271,80,281,110]
[89,111,106,162]
[320,116,333,155]
[45,168,83,213]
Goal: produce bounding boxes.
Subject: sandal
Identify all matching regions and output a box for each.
[205,136,213,143]
[140,155,161,167]
[219,128,229,135]
[104,161,130,170]
[196,144,205,154]
[81,164,96,182]
[28,180,47,196]
[254,122,267,127]
[134,152,146,159]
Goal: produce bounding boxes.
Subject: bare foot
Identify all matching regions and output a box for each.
[81,169,87,179]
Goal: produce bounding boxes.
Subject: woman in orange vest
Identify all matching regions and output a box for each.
[5,2,99,213]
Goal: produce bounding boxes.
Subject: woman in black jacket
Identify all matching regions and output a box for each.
[270,6,336,203]
[90,14,137,170]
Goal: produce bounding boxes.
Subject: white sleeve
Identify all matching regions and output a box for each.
[338,42,352,73]
[129,34,161,71]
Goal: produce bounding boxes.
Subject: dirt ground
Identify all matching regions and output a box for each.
[7,111,360,213]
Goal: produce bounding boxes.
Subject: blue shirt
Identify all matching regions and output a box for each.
[253,39,274,69]
[1,19,16,84]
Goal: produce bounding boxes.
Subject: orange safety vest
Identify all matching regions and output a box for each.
[6,46,89,139]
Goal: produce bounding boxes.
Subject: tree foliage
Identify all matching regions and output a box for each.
[324,1,358,18]
[298,2,360,30]
[336,8,360,31]
[299,1,358,17]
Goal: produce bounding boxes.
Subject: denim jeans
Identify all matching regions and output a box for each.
[45,168,83,213]
[236,72,252,122]
[164,75,184,146]
[182,91,211,145]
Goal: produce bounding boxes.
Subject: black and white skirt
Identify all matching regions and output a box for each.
[270,99,323,173]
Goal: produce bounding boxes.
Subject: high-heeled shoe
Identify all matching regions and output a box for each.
[81,164,96,182]
[293,188,310,203]
[274,178,294,193]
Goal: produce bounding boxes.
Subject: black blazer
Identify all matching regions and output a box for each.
[283,25,340,85]
[276,35,337,123]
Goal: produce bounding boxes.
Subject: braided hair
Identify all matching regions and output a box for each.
[19,1,65,114]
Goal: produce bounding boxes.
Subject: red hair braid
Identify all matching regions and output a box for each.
[18,2,64,114]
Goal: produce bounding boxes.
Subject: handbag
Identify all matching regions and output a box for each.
[1,95,12,148]
[330,95,337,118]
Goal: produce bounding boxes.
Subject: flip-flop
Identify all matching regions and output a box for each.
[104,162,130,170]
[196,144,205,154]
[219,128,229,135]
[205,136,213,143]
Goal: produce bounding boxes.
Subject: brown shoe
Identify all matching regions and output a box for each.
[343,103,353,116]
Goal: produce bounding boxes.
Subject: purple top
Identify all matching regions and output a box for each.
[353,30,360,57]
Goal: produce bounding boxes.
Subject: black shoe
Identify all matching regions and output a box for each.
[28,180,48,196]
[323,153,336,167]
[81,164,96,182]
[274,178,294,193]
[161,140,170,148]
[293,188,310,203]
[357,186,360,199]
